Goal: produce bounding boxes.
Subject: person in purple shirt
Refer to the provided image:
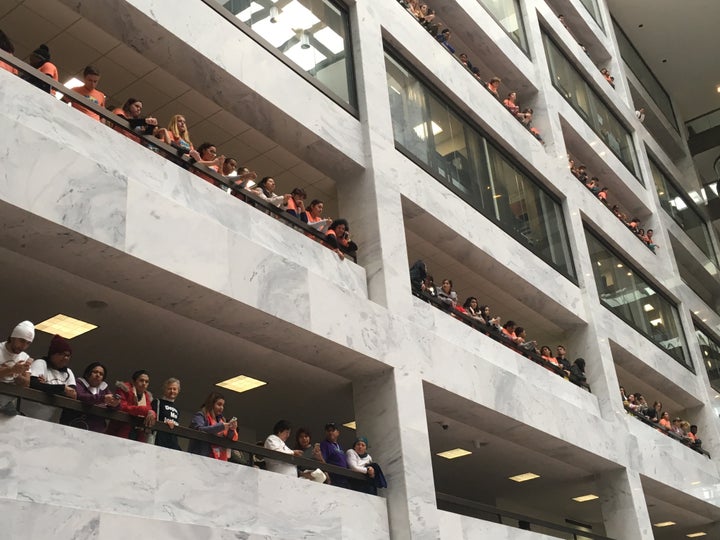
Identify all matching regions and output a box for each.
[320,422,350,488]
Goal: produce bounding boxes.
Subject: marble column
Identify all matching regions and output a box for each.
[353,367,440,540]
[335,0,415,314]
[596,469,653,540]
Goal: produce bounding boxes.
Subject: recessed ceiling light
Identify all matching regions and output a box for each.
[653,521,676,527]
[509,472,540,482]
[216,375,267,394]
[643,304,655,312]
[687,532,707,538]
[343,421,357,430]
[716,85,720,94]
[437,448,472,459]
[35,314,97,339]
[572,494,599,502]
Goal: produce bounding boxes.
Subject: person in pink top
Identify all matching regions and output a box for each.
[69,65,106,121]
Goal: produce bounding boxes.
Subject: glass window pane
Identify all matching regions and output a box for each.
[222,0,356,107]
[586,230,691,369]
[543,34,640,181]
[577,0,604,30]
[478,0,528,52]
[649,159,718,265]
[384,51,576,279]
[696,326,720,394]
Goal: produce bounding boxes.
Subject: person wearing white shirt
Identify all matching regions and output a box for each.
[635,108,645,123]
[23,334,77,421]
[264,419,303,477]
[0,320,35,413]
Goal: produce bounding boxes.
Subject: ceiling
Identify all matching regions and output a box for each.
[607,0,720,123]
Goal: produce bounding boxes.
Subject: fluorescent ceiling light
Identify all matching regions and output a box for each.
[343,421,356,429]
[236,1,263,21]
[691,480,701,485]
[572,494,599,502]
[284,42,326,71]
[216,375,267,394]
[509,472,540,482]
[36,314,97,339]
[279,0,320,30]
[643,304,655,312]
[437,448,472,459]
[313,26,344,54]
[649,318,663,327]
[653,521,676,528]
[64,77,82,89]
[687,532,707,537]
[413,121,443,140]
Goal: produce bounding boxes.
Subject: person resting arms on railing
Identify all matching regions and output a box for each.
[60,361,119,432]
[539,345,560,368]
[25,335,77,421]
[569,358,588,389]
[24,43,58,94]
[188,391,238,461]
[156,114,202,161]
[326,219,358,260]
[284,188,307,218]
[0,29,18,75]
[105,369,156,442]
[0,320,35,415]
[463,297,485,323]
[253,176,291,207]
[409,260,428,295]
[346,436,388,495]
[264,419,304,477]
[658,411,671,430]
[320,422,350,488]
[113,97,158,135]
[501,321,518,343]
[302,199,333,233]
[151,378,182,450]
[436,279,457,311]
[479,305,501,330]
[295,427,330,483]
[195,142,226,173]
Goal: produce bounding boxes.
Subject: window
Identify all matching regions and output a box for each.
[477,0,528,53]
[695,324,720,394]
[585,230,691,370]
[543,33,640,181]
[612,19,677,131]
[577,0,604,30]
[221,0,356,108]
[648,158,718,266]
[385,51,576,280]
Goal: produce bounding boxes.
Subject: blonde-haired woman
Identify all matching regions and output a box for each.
[157,114,194,152]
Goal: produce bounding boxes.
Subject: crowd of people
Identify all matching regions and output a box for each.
[0,31,358,261]
[398,0,544,143]
[409,261,590,390]
[621,386,709,457]
[0,321,385,493]
[569,157,658,253]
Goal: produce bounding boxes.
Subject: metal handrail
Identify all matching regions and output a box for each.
[413,290,591,391]
[623,405,710,458]
[0,49,356,262]
[436,492,614,540]
[0,385,367,481]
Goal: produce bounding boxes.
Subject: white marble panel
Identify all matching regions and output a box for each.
[0,415,390,539]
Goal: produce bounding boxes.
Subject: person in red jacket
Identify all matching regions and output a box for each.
[105,369,156,442]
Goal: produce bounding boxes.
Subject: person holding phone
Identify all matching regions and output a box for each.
[264,419,304,477]
[188,391,238,461]
[0,320,35,414]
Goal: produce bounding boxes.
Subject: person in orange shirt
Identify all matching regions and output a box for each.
[26,44,59,94]
[658,411,671,430]
[0,29,18,75]
[68,65,106,121]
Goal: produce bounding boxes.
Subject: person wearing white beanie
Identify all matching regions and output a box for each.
[0,320,35,413]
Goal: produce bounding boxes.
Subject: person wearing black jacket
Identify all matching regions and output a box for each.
[151,378,182,450]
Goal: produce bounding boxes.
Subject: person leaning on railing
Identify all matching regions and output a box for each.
[326,219,358,261]
[59,361,120,432]
[25,335,77,421]
[0,320,35,415]
[105,370,156,442]
[188,391,238,461]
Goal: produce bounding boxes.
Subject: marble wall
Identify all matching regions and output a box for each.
[0,415,389,540]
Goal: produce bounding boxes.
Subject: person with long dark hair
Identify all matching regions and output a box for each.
[188,391,238,461]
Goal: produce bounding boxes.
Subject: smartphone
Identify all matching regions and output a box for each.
[229,416,237,423]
